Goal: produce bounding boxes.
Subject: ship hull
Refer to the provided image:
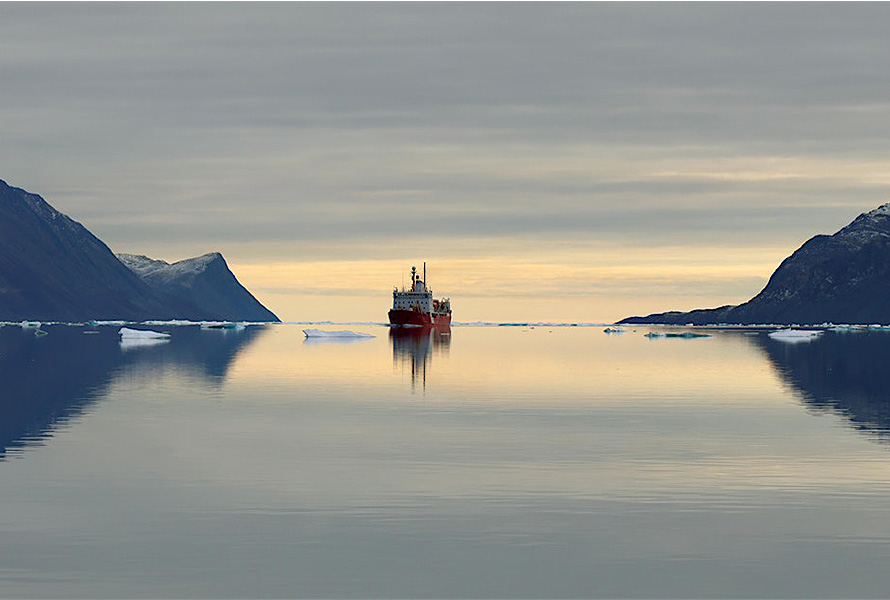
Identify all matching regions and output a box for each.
[388,309,451,328]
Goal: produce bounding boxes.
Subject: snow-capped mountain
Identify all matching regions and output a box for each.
[621,203,890,325]
[118,252,278,322]
[0,179,278,322]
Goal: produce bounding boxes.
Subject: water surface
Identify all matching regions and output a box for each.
[2,323,890,598]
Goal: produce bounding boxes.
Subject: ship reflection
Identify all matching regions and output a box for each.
[390,326,451,394]
[752,330,890,442]
[0,323,266,459]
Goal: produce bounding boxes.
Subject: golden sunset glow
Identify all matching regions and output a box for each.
[230,241,792,322]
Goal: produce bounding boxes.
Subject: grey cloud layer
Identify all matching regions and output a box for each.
[2,3,889,257]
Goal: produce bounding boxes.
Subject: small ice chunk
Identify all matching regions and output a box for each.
[603,327,625,333]
[302,329,374,339]
[768,329,822,343]
[119,327,171,339]
[828,325,863,333]
[665,331,711,338]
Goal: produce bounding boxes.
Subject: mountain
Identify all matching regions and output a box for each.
[620,203,890,325]
[0,179,175,321]
[0,179,278,322]
[117,253,279,322]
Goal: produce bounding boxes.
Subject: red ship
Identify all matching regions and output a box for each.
[388,263,452,328]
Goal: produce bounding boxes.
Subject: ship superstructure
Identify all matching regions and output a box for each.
[388,263,451,328]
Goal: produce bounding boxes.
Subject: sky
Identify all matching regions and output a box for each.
[2,2,890,323]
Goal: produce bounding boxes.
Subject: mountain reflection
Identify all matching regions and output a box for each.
[0,323,265,459]
[390,327,451,393]
[754,331,890,438]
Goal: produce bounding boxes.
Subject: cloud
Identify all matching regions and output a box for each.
[2,3,890,318]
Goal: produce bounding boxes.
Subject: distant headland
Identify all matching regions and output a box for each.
[0,179,278,322]
[620,203,890,326]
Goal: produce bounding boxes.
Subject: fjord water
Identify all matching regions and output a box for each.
[3,324,890,598]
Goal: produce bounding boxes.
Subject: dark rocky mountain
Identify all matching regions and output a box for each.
[620,203,890,325]
[118,253,278,322]
[0,179,174,321]
[0,179,278,322]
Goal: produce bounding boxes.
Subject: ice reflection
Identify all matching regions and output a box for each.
[390,326,451,393]
[0,323,265,459]
[754,330,890,439]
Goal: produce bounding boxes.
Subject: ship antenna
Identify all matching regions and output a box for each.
[423,262,427,290]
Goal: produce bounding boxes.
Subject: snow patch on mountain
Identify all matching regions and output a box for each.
[117,251,279,322]
[118,252,224,285]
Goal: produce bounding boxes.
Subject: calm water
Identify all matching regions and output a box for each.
[3,323,890,598]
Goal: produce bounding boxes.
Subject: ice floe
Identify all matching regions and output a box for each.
[118,327,171,350]
[644,331,711,339]
[828,325,865,333]
[119,327,171,340]
[768,329,823,343]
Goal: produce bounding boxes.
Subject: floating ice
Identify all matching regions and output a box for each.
[603,327,625,334]
[665,332,711,338]
[119,327,171,340]
[302,329,375,339]
[644,330,711,339]
[828,325,864,333]
[768,329,822,343]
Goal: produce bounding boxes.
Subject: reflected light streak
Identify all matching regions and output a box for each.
[225,327,785,407]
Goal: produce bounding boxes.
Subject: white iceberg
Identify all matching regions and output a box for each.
[119,327,171,340]
[768,329,822,343]
[302,329,375,339]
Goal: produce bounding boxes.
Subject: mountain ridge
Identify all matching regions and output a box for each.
[117,252,279,322]
[0,179,278,322]
[620,202,890,325]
